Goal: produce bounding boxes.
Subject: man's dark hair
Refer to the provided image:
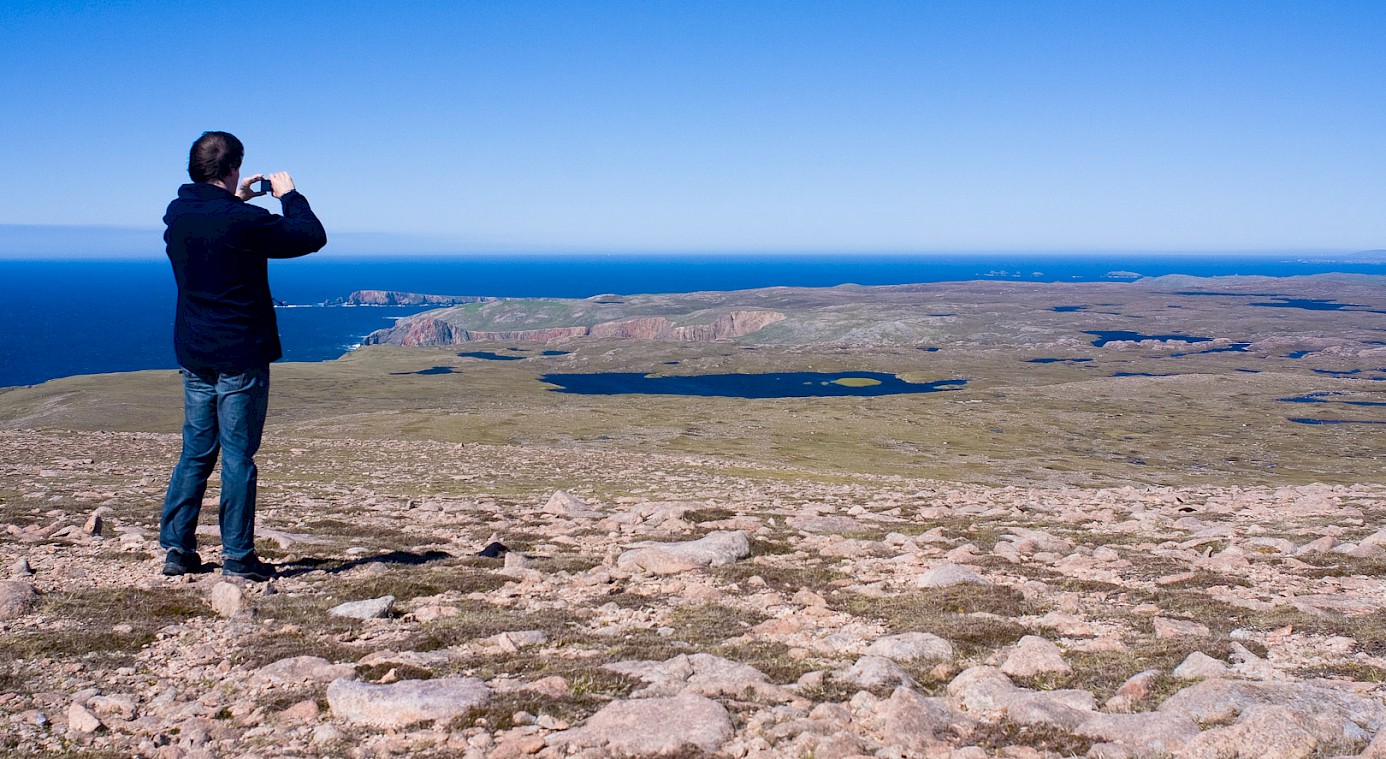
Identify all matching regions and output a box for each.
[188,131,244,183]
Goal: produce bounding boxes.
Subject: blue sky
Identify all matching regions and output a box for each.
[2,1,1384,256]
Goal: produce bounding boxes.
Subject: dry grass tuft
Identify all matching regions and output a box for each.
[0,587,205,667]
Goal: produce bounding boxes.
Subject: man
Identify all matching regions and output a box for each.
[159,131,327,581]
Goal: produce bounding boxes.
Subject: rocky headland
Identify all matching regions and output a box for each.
[1,274,1384,757]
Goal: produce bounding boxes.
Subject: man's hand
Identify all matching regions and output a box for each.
[268,172,295,199]
[236,173,268,201]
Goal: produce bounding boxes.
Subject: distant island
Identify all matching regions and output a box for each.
[334,290,504,307]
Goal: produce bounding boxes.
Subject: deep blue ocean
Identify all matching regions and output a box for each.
[1,254,1381,388]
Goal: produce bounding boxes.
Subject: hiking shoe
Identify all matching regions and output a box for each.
[161,549,203,576]
[222,553,276,582]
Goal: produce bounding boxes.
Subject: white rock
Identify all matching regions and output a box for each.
[207,582,245,619]
[616,531,750,574]
[329,595,395,619]
[326,677,489,728]
[1173,651,1231,680]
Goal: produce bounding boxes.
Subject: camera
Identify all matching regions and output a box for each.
[257,178,272,193]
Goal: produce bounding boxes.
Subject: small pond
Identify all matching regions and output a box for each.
[391,366,459,375]
[1084,330,1212,347]
[540,371,967,398]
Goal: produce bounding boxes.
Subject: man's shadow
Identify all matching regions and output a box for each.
[272,549,455,579]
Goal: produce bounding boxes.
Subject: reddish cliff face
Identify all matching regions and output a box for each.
[589,311,787,341]
[365,310,786,347]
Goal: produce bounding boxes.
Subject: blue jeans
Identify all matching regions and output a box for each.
[159,365,270,561]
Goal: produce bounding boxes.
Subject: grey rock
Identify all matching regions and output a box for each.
[916,562,988,588]
[326,676,489,728]
[865,632,955,662]
[11,558,33,577]
[547,692,733,755]
[839,655,917,688]
[0,580,38,620]
[616,531,750,574]
[328,595,395,619]
[251,656,356,687]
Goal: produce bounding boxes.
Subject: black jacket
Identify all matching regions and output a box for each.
[164,183,327,373]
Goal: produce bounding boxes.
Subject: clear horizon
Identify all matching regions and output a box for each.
[3,2,1385,256]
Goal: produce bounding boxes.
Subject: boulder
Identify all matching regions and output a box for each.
[605,653,786,700]
[544,491,601,518]
[67,702,102,734]
[0,581,38,620]
[839,655,916,688]
[251,656,356,687]
[1173,651,1231,680]
[207,581,245,618]
[916,562,989,588]
[879,686,973,753]
[325,677,489,728]
[1000,635,1072,678]
[1153,616,1212,638]
[328,595,395,620]
[1159,678,1383,748]
[1075,712,1200,755]
[547,692,733,755]
[865,632,955,662]
[616,531,750,574]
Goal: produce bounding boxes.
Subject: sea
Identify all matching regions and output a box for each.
[2,253,1382,389]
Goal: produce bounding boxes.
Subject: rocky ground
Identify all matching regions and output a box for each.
[4,427,1386,758]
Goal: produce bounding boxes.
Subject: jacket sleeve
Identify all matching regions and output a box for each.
[242,190,328,259]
